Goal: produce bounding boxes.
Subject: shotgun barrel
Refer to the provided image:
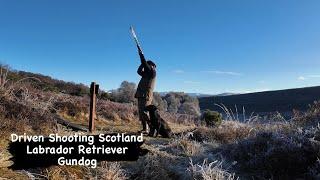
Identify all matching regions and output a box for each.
[130,26,144,54]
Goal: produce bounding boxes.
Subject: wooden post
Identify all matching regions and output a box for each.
[89,82,99,132]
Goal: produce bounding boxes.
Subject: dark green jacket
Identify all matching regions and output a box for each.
[135,49,156,100]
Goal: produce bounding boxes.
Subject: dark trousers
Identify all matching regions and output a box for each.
[137,98,152,130]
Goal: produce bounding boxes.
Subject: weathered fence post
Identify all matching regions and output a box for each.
[89,82,99,132]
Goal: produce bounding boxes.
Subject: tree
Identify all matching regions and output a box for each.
[106,82,201,116]
[152,92,167,111]
[164,93,181,113]
[179,102,200,116]
[110,81,136,103]
[164,92,200,116]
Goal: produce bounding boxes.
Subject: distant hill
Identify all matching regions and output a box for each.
[215,92,238,96]
[159,92,237,97]
[186,93,213,97]
[158,92,212,97]
[199,86,320,117]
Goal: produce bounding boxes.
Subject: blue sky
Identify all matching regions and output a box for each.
[0,0,320,94]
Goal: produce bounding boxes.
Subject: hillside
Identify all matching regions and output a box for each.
[199,86,320,117]
[7,69,90,96]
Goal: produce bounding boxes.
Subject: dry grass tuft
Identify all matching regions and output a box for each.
[130,154,176,180]
[97,100,137,122]
[293,100,320,127]
[167,136,204,157]
[192,121,253,144]
[42,166,88,179]
[188,158,237,180]
[219,132,319,179]
[97,161,127,180]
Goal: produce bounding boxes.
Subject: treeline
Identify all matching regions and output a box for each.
[101,81,201,116]
[2,65,200,116]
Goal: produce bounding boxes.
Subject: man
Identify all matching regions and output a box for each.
[135,45,156,133]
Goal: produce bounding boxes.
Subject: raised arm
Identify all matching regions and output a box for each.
[137,45,151,71]
[137,64,144,76]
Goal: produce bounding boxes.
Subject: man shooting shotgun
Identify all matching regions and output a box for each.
[130,27,157,133]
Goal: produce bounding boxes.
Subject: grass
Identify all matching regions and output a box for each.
[1,68,320,179]
[219,132,318,179]
[191,121,253,144]
[188,159,237,180]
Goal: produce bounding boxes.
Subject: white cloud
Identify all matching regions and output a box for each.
[240,88,271,94]
[172,69,184,74]
[298,76,306,81]
[255,88,271,92]
[215,88,271,94]
[258,80,266,84]
[202,70,243,76]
